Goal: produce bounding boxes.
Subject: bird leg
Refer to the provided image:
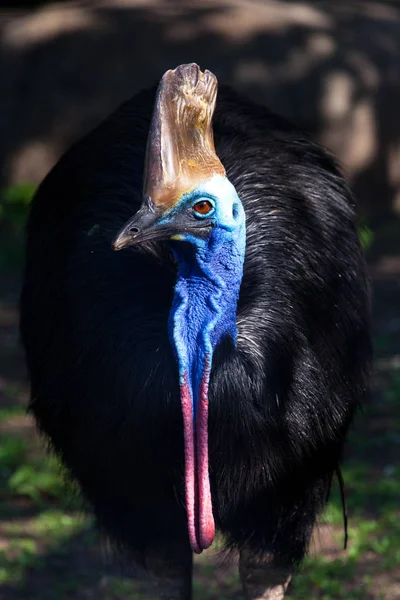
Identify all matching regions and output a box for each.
[146,539,193,600]
[239,547,292,600]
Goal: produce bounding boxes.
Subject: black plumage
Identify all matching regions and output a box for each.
[20,83,371,572]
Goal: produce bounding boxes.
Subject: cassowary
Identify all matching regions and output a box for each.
[20,64,371,599]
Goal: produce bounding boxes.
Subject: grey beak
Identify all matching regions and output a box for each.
[112,203,162,251]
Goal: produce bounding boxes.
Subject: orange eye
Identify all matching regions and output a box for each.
[193,200,213,216]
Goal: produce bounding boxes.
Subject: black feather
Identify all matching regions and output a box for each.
[19,83,372,568]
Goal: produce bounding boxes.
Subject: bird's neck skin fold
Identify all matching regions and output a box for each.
[169,204,246,554]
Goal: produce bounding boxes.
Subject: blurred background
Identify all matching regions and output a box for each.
[0,1,399,598]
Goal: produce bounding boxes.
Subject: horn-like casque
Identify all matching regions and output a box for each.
[143,63,225,210]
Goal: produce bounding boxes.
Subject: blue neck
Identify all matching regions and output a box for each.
[169,225,246,421]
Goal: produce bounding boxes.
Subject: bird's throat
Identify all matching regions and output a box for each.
[169,230,245,553]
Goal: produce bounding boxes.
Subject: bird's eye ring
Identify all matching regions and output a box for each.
[193,200,214,218]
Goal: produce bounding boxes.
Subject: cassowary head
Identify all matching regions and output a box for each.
[113,64,246,554]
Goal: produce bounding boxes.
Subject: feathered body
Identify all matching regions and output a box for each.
[20,84,371,569]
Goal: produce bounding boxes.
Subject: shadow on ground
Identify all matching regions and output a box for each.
[1,0,400,224]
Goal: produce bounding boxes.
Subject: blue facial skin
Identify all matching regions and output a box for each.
[160,175,246,423]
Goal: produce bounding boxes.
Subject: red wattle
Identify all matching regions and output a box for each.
[196,367,215,549]
[180,370,215,554]
[180,377,201,554]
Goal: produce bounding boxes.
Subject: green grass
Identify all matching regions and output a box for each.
[0,425,93,591]
[0,182,36,271]
[0,405,26,421]
[286,368,400,599]
[0,426,80,510]
[357,219,375,252]
[287,512,400,599]
[0,511,88,586]
[101,578,151,600]
[0,183,36,228]
[287,557,368,600]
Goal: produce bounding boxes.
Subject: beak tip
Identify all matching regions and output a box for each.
[112,237,125,252]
